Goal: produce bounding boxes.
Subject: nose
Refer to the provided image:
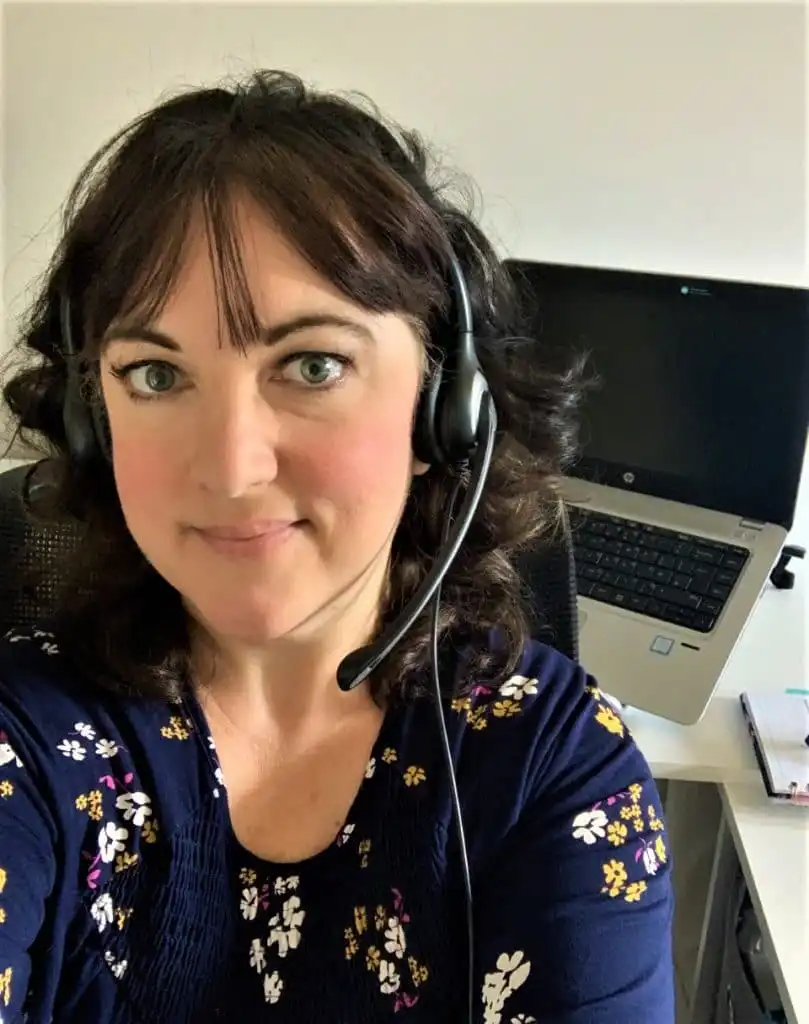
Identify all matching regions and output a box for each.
[192,382,280,498]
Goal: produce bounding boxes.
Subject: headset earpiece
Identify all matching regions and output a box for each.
[412,252,490,468]
[60,291,106,467]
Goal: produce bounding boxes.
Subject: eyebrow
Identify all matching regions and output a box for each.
[101,313,376,351]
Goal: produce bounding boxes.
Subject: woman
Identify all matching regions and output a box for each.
[0,70,674,1022]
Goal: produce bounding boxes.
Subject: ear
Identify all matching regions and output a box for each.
[411,455,431,477]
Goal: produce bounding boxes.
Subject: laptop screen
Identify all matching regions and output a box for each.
[504,260,809,529]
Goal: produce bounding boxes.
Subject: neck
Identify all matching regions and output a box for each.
[189,572,387,744]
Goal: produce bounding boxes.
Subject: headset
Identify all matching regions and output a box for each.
[60,251,497,1024]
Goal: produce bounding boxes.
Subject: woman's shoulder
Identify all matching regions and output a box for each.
[443,638,662,855]
[0,627,205,820]
[450,637,627,762]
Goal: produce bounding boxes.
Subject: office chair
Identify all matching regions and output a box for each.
[0,461,580,661]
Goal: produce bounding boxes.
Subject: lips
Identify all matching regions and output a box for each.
[194,521,296,541]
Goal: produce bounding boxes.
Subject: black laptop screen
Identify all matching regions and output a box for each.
[505,261,809,529]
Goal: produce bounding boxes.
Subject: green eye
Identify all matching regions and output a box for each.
[131,363,176,393]
[283,353,349,388]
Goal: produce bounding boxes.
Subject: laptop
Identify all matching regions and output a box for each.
[505,260,809,725]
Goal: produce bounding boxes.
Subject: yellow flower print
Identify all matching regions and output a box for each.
[116,907,133,930]
[114,851,139,874]
[75,790,104,821]
[358,839,371,869]
[408,956,429,986]
[586,683,603,701]
[595,704,625,737]
[0,908,5,924]
[239,868,257,886]
[374,905,387,931]
[655,834,668,864]
[451,697,472,713]
[492,700,521,718]
[0,780,13,799]
[382,747,398,764]
[620,803,641,822]
[0,868,6,892]
[366,945,381,971]
[354,905,368,935]
[160,716,190,741]
[344,927,359,959]
[624,881,648,903]
[467,707,488,731]
[0,966,12,1007]
[141,820,159,844]
[606,821,628,847]
[628,783,643,803]
[403,766,426,787]
[648,806,665,832]
[601,859,628,897]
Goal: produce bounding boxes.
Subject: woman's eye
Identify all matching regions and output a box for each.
[127,363,177,395]
[282,354,348,387]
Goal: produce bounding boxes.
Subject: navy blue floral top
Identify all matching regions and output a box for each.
[0,628,674,1023]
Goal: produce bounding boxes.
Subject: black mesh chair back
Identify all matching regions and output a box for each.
[0,462,84,636]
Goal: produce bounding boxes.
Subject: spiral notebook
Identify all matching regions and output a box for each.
[740,692,809,806]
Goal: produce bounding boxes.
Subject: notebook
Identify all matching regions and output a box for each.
[740,692,809,806]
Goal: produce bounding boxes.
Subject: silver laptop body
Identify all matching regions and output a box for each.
[506,260,809,725]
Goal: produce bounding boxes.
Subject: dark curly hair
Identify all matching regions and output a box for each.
[2,70,584,704]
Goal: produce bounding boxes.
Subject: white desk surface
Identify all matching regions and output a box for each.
[721,781,809,1024]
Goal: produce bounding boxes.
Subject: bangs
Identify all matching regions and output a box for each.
[65,84,453,358]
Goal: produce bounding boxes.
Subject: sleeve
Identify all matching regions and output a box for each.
[0,705,58,1020]
[473,673,675,1024]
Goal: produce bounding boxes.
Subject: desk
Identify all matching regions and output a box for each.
[624,453,808,1024]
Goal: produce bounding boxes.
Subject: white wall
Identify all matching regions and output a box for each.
[3,1,806,352]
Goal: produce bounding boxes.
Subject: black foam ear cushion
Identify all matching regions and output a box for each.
[412,367,446,466]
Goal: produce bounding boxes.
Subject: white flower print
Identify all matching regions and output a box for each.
[379,959,401,994]
[95,739,119,759]
[384,917,406,959]
[41,641,59,656]
[337,823,355,846]
[57,739,86,761]
[511,1016,537,1023]
[273,875,299,895]
[0,739,23,769]
[74,722,96,741]
[249,938,266,972]
[90,893,114,933]
[241,887,259,921]
[642,846,659,875]
[263,970,283,1004]
[98,822,129,863]
[571,808,608,845]
[499,675,539,699]
[207,735,217,751]
[104,950,128,978]
[365,757,376,779]
[115,792,152,828]
[482,951,532,1024]
[267,895,305,958]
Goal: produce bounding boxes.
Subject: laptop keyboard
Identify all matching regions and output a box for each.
[570,508,750,633]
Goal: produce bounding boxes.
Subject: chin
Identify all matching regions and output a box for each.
[185,583,321,646]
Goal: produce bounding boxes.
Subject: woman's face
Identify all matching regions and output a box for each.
[100,196,427,648]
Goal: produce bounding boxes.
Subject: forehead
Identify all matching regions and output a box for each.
[158,196,359,330]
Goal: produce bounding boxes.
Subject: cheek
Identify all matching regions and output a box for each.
[109,425,179,523]
[302,413,415,510]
